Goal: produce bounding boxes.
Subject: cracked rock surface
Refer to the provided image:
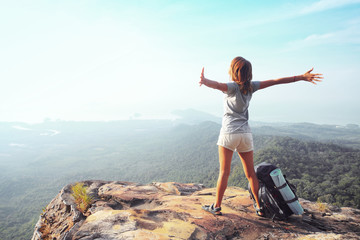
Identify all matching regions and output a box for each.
[32,180,360,240]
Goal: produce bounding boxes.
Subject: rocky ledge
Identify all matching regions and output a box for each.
[32,180,360,240]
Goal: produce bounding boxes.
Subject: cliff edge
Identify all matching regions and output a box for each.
[32,180,360,240]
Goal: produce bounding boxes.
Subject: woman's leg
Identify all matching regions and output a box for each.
[214,146,234,208]
[238,151,261,209]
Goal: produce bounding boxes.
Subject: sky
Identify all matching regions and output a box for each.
[1,0,359,125]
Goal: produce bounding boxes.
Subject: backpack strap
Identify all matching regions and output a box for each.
[275,183,287,190]
[284,197,298,204]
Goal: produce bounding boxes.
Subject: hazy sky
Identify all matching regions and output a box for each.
[1,0,359,124]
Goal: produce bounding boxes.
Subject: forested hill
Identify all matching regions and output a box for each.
[0,119,359,239]
[251,122,360,149]
[230,135,360,209]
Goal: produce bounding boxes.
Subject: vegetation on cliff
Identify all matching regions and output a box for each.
[71,183,93,213]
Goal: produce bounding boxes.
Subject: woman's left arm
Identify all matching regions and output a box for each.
[259,68,323,90]
[199,67,228,92]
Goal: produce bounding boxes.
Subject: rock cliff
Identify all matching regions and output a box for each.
[32,180,360,240]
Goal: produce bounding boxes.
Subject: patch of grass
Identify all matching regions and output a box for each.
[71,183,93,213]
[316,198,329,213]
[41,205,47,214]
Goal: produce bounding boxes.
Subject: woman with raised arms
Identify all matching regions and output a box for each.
[199,56,322,216]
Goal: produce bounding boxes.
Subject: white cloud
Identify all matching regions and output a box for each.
[12,125,32,131]
[301,0,360,14]
[9,143,27,148]
[286,23,360,50]
[304,33,334,42]
[40,129,60,136]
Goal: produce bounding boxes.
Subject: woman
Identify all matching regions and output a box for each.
[199,56,322,216]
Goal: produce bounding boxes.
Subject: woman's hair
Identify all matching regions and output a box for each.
[229,56,253,94]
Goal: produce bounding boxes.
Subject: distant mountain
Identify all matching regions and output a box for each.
[251,122,360,149]
[171,108,222,124]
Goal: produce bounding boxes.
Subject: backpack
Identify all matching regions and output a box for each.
[248,162,300,221]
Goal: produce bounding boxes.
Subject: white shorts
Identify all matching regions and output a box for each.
[217,132,254,153]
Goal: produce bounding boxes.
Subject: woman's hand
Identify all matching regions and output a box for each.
[302,68,323,84]
[198,67,228,92]
[199,67,206,86]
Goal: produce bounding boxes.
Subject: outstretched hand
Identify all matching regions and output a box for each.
[302,68,323,84]
[199,67,206,86]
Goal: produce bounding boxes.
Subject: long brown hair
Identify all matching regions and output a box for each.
[229,56,253,94]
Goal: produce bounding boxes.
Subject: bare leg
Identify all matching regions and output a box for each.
[214,146,234,209]
[238,151,261,210]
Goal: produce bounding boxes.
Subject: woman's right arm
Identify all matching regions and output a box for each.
[199,67,228,92]
[259,68,323,90]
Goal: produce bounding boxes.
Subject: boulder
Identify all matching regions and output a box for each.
[32,180,360,240]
